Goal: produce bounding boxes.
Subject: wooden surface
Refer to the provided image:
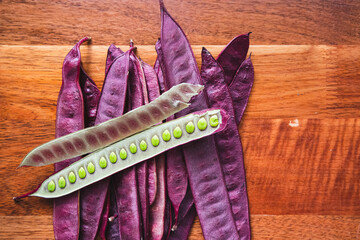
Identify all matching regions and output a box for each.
[0,0,360,239]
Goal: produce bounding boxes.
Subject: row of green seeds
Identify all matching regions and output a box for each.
[47,115,219,192]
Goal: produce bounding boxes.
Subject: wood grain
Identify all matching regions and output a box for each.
[1,0,360,45]
[1,215,359,240]
[0,44,359,239]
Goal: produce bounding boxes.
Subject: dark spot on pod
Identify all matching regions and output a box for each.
[116,122,130,135]
[32,154,44,163]
[148,106,163,119]
[128,119,139,130]
[63,141,77,155]
[73,137,86,151]
[170,93,182,102]
[138,112,151,124]
[105,126,120,139]
[97,131,110,143]
[53,145,66,158]
[160,99,171,111]
[86,134,99,146]
[40,149,55,160]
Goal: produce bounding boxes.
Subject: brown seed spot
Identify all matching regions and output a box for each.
[97,131,110,143]
[40,149,55,160]
[32,154,44,163]
[86,134,99,146]
[53,145,66,158]
[116,122,129,134]
[128,119,139,130]
[73,137,86,151]
[148,106,163,119]
[105,126,120,139]
[63,141,76,154]
[138,112,151,124]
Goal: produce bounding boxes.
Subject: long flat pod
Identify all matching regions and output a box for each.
[228,56,254,126]
[30,109,228,198]
[149,154,166,240]
[202,47,251,239]
[155,39,189,223]
[159,2,240,239]
[19,83,203,167]
[79,48,133,240]
[113,50,144,240]
[53,36,90,240]
[216,33,250,85]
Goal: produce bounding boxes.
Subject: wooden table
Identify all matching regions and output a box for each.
[1,0,359,239]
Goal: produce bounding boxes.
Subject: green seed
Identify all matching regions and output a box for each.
[162,130,171,142]
[99,157,107,169]
[140,140,147,151]
[197,117,207,131]
[58,177,66,189]
[109,152,117,163]
[173,126,182,138]
[68,172,76,184]
[151,135,160,147]
[78,167,86,179]
[130,143,137,154]
[209,115,219,127]
[87,162,95,174]
[186,121,195,134]
[120,148,127,160]
[48,180,55,192]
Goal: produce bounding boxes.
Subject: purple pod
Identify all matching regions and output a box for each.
[159,2,240,239]
[168,206,196,240]
[142,59,160,206]
[155,39,189,223]
[106,182,120,240]
[113,49,144,240]
[228,56,254,125]
[114,167,141,240]
[162,195,172,240]
[53,37,90,240]
[79,48,133,240]
[176,186,194,226]
[97,189,110,240]
[201,47,251,239]
[149,154,166,240]
[131,51,150,240]
[106,44,124,74]
[216,33,250,85]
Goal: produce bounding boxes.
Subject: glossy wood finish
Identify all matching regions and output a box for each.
[0,0,360,239]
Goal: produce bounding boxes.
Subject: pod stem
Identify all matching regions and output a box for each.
[108,214,118,222]
[13,183,42,202]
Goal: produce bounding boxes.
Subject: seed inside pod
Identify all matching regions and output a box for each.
[120,148,127,160]
[197,117,207,131]
[87,162,95,174]
[58,177,66,189]
[162,130,171,142]
[109,152,117,163]
[140,140,147,151]
[99,157,107,169]
[151,135,160,147]
[48,180,56,192]
[186,121,195,134]
[173,126,182,139]
[68,172,76,184]
[130,143,137,154]
[78,167,86,179]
